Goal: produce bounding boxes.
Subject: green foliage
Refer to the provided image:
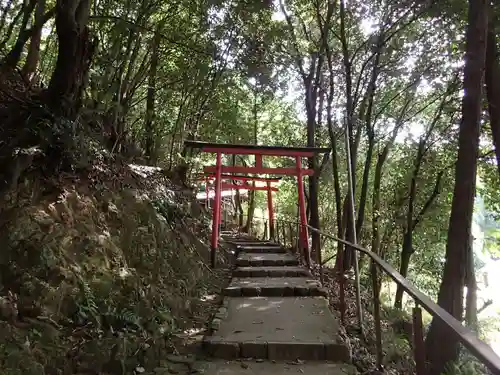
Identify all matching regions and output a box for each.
[1,0,500,372]
[443,352,491,375]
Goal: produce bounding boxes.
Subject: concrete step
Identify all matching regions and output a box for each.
[235,244,288,254]
[225,239,275,244]
[223,277,327,297]
[234,266,312,278]
[236,253,299,267]
[204,296,350,362]
[223,237,269,243]
[197,360,357,375]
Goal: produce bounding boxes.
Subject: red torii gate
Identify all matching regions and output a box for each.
[185,141,330,268]
[198,173,280,237]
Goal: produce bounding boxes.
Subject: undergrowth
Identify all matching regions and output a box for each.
[0,162,231,375]
[315,266,494,375]
[0,71,230,374]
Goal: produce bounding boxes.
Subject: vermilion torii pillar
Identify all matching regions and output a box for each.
[185,141,330,268]
[199,174,280,237]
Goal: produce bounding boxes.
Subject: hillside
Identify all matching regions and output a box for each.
[0,150,230,374]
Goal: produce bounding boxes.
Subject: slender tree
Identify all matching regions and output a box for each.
[425,0,489,373]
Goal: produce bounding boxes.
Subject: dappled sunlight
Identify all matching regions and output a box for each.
[200,294,217,302]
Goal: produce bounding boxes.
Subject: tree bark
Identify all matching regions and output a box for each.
[231,155,244,227]
[465,235,478,331]
[21,0,47,81]
[485,20,500,174]
[46,0,96,119]
[425,0,489,373]
[0,0,32,52]
[243,189,256,233]
[144,23,162,164]
[325,30,343,265]
[307,104,320,258]
[356,37,383,239]
[2,0,37,66]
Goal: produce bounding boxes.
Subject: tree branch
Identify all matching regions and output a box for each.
[412,170,444,230]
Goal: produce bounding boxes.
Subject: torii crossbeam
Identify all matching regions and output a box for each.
[185,141,330,268]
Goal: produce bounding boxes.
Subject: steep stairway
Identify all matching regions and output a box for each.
[200,234,356,374]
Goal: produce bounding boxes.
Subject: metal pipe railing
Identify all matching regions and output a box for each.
[210,184,500,373]
[275,217,500,374]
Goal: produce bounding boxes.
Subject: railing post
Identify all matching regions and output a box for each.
[413,305,426,375]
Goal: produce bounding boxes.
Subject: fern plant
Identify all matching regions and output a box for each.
[75,279,101,327]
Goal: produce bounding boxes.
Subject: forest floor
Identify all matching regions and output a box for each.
[311,267,416,375]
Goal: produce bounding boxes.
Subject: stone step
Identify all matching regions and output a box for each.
[235,244,287,254]
[234,266,312,278]
[228,242,280,248]
[197,360,357,375]
[223,237,269,243]
[204,296,350,362]
[236,253,299,267]
[223,277,327,297]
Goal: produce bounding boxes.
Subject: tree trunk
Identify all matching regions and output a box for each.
[307,109,320,258]
[325,32,343,267]
[47,0,95,119]
[21,0,46,81]
[231,154,244,228]
[358,134,375,235]
[327,120,344,266]
[395,140,421,310]
[425,0,488,373]
[371,150,385,261]
[356,41,382,238]
[235,190,244,227]
[465,235,478,331]
[0,1,31,52]
[394,232,412,309]
[3,0,37,67]
[243,188,256,233]
[485,20,500,174]
[334,196,355,271]
[144,24,161,164]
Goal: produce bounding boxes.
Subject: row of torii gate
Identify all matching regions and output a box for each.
[197,173,280,232]
[185,141,330,268]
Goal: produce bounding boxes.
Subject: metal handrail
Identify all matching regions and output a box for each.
[304,224,500,374]
[237,214,500,374]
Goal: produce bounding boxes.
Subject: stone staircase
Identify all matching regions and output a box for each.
[200,234,356,374]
